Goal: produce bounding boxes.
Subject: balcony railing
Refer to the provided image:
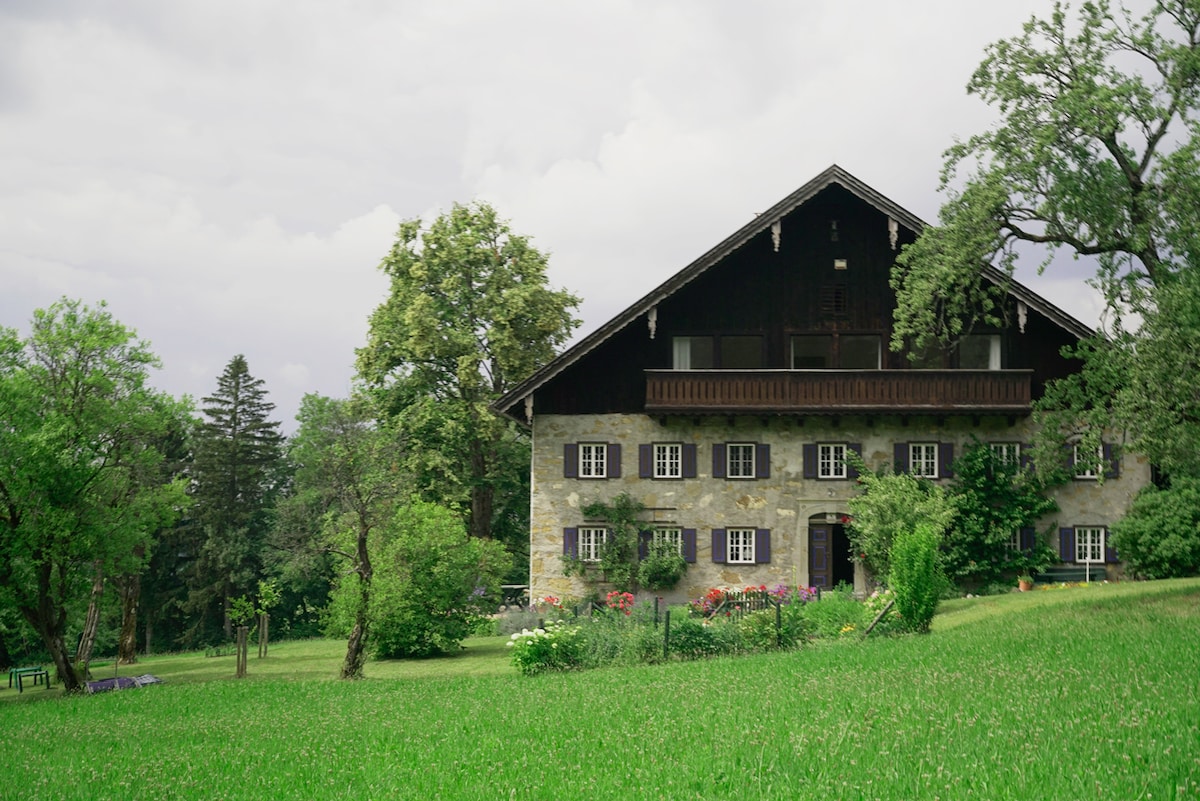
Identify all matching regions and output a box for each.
[644,369,1032,415]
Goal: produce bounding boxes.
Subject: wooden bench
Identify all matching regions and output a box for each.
[9,666,49,693]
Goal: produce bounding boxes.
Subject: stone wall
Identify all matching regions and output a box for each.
[529,413,1148,604]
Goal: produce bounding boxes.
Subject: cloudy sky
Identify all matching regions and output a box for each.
[2,0,1108,431]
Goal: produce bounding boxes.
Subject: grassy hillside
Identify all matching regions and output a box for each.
[2,579,1198,800]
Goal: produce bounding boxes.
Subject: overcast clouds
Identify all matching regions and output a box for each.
[1,1,1110,431]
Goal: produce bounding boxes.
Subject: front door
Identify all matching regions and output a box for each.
[809,520,853,589]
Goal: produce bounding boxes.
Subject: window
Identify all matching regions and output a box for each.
[840,335,881,369]
[1075,527,1106,563]
[792,335,832,368]
[672,336,713,369]
[727,528,756,564]
[727,443,756,478]
[578,443,607,478]
[1073,444,1103,479]
[959,334,1001,369]
[652,528,682,555]
[909,443,939,478]
[654,443,681,478]
[579,527,607,562]
[563,443,620,479]
[990,442,1021,467]
[639,443,697,479]
[1007,530,1021,552]
[818,443,848,479]
[790,334,880,369]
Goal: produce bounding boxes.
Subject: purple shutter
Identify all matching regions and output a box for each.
[607,444,622,479]
[637,530,651,560]
[563,528,578,559]
[1103,443,1119,479]
[939,442,955,479]
[1060,528,1075,563]
[894,442,909,473]
[563,444,578,478]
[1104,530,1118,563]
[803,444,817,479]
[682,529,697,563]
[847,443,862,479]
[712,443,727,478]
[755,529,771,563]
[638,444,653,478]
[1065,444,1076,474]
[711,529,726,563]
[1019,527,1035,551]
[755,444,771,479]
[682,443,698,478]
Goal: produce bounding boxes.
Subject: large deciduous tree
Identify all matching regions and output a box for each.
[188,355,284,642]
[0,299,189,692]
[891,1,1200,474]
[357,202,579,546]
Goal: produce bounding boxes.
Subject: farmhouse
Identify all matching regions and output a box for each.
[494,165,1147,602]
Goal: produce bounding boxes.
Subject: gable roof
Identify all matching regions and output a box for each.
[495,164,1093,421]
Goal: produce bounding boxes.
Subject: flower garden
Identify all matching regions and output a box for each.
[505,584,902,675]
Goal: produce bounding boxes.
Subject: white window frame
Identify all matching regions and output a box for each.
[910,443,938,478]
[578,443,607,479]
[727,528,756,564]
[1007,530,1021,552]
[1073,444,1103,479]
[1075,526,1106,563]
[654,443,682,479]
[726,443,756,479]
[652,527,682,556]
[817,443,848,479]
[579,527,607,562]
[990,442,1020,468]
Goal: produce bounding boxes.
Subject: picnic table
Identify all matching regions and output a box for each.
[8,666,50,693]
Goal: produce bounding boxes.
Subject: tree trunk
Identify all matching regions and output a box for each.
[144,614,153,657]
[257,612,268,658]
[340,524,373,679]
[75,561,105,679]
[117,573,140,665]
[469,438,493,539]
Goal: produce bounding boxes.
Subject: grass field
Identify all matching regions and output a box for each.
[2,579,1198,800]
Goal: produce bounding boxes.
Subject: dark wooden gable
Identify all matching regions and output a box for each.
[495,166,1092,422]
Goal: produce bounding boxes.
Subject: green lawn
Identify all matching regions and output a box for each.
[2,579,1198,800]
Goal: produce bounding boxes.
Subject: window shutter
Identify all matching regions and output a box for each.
[563,444,578,478]
[682,529,697,563]
[938,442,955,479]
[894,442,909,473]
[755,444,771,479]
[682,443,698,478]
[1019,527,1035,551]
[755,529,771,563]
[803,444,817,479]
[638,444,653,478]
[1060,527,1075,563]
[607,444,622,478]
[711,529,726,563]
[1020,443,1033,471]
[1104,531,1119,563]
[637,530,651,560]
[1103,443,1120,479]
[847,443,863,479]
[563,528,578,559]
[712,443,727,479]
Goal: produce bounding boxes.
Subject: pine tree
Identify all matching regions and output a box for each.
[187,355,284,642]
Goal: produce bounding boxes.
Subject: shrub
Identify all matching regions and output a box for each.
[666,617,724,659]
[889,522,949,633]
[507,621,583,675]
[799,586,867,638]
[1111,478,1200,578]
[638,543,687,591]
[846,461,954,578]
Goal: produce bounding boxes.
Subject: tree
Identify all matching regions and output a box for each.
[0,299,189,692]
[891,1,1200,471]
[943,440,1059,586]
[357,202,580,546]
[188,355,284,642]
[889,522,949,634]
[1110,477,1200,576]
[281,394,407,679]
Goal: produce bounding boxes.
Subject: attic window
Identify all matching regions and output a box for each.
[820,284,848,317]
[830,220,839,242]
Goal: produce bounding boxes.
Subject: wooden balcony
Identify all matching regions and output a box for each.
[644,369,1032,415]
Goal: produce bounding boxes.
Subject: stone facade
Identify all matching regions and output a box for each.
[529,412,1148,604]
